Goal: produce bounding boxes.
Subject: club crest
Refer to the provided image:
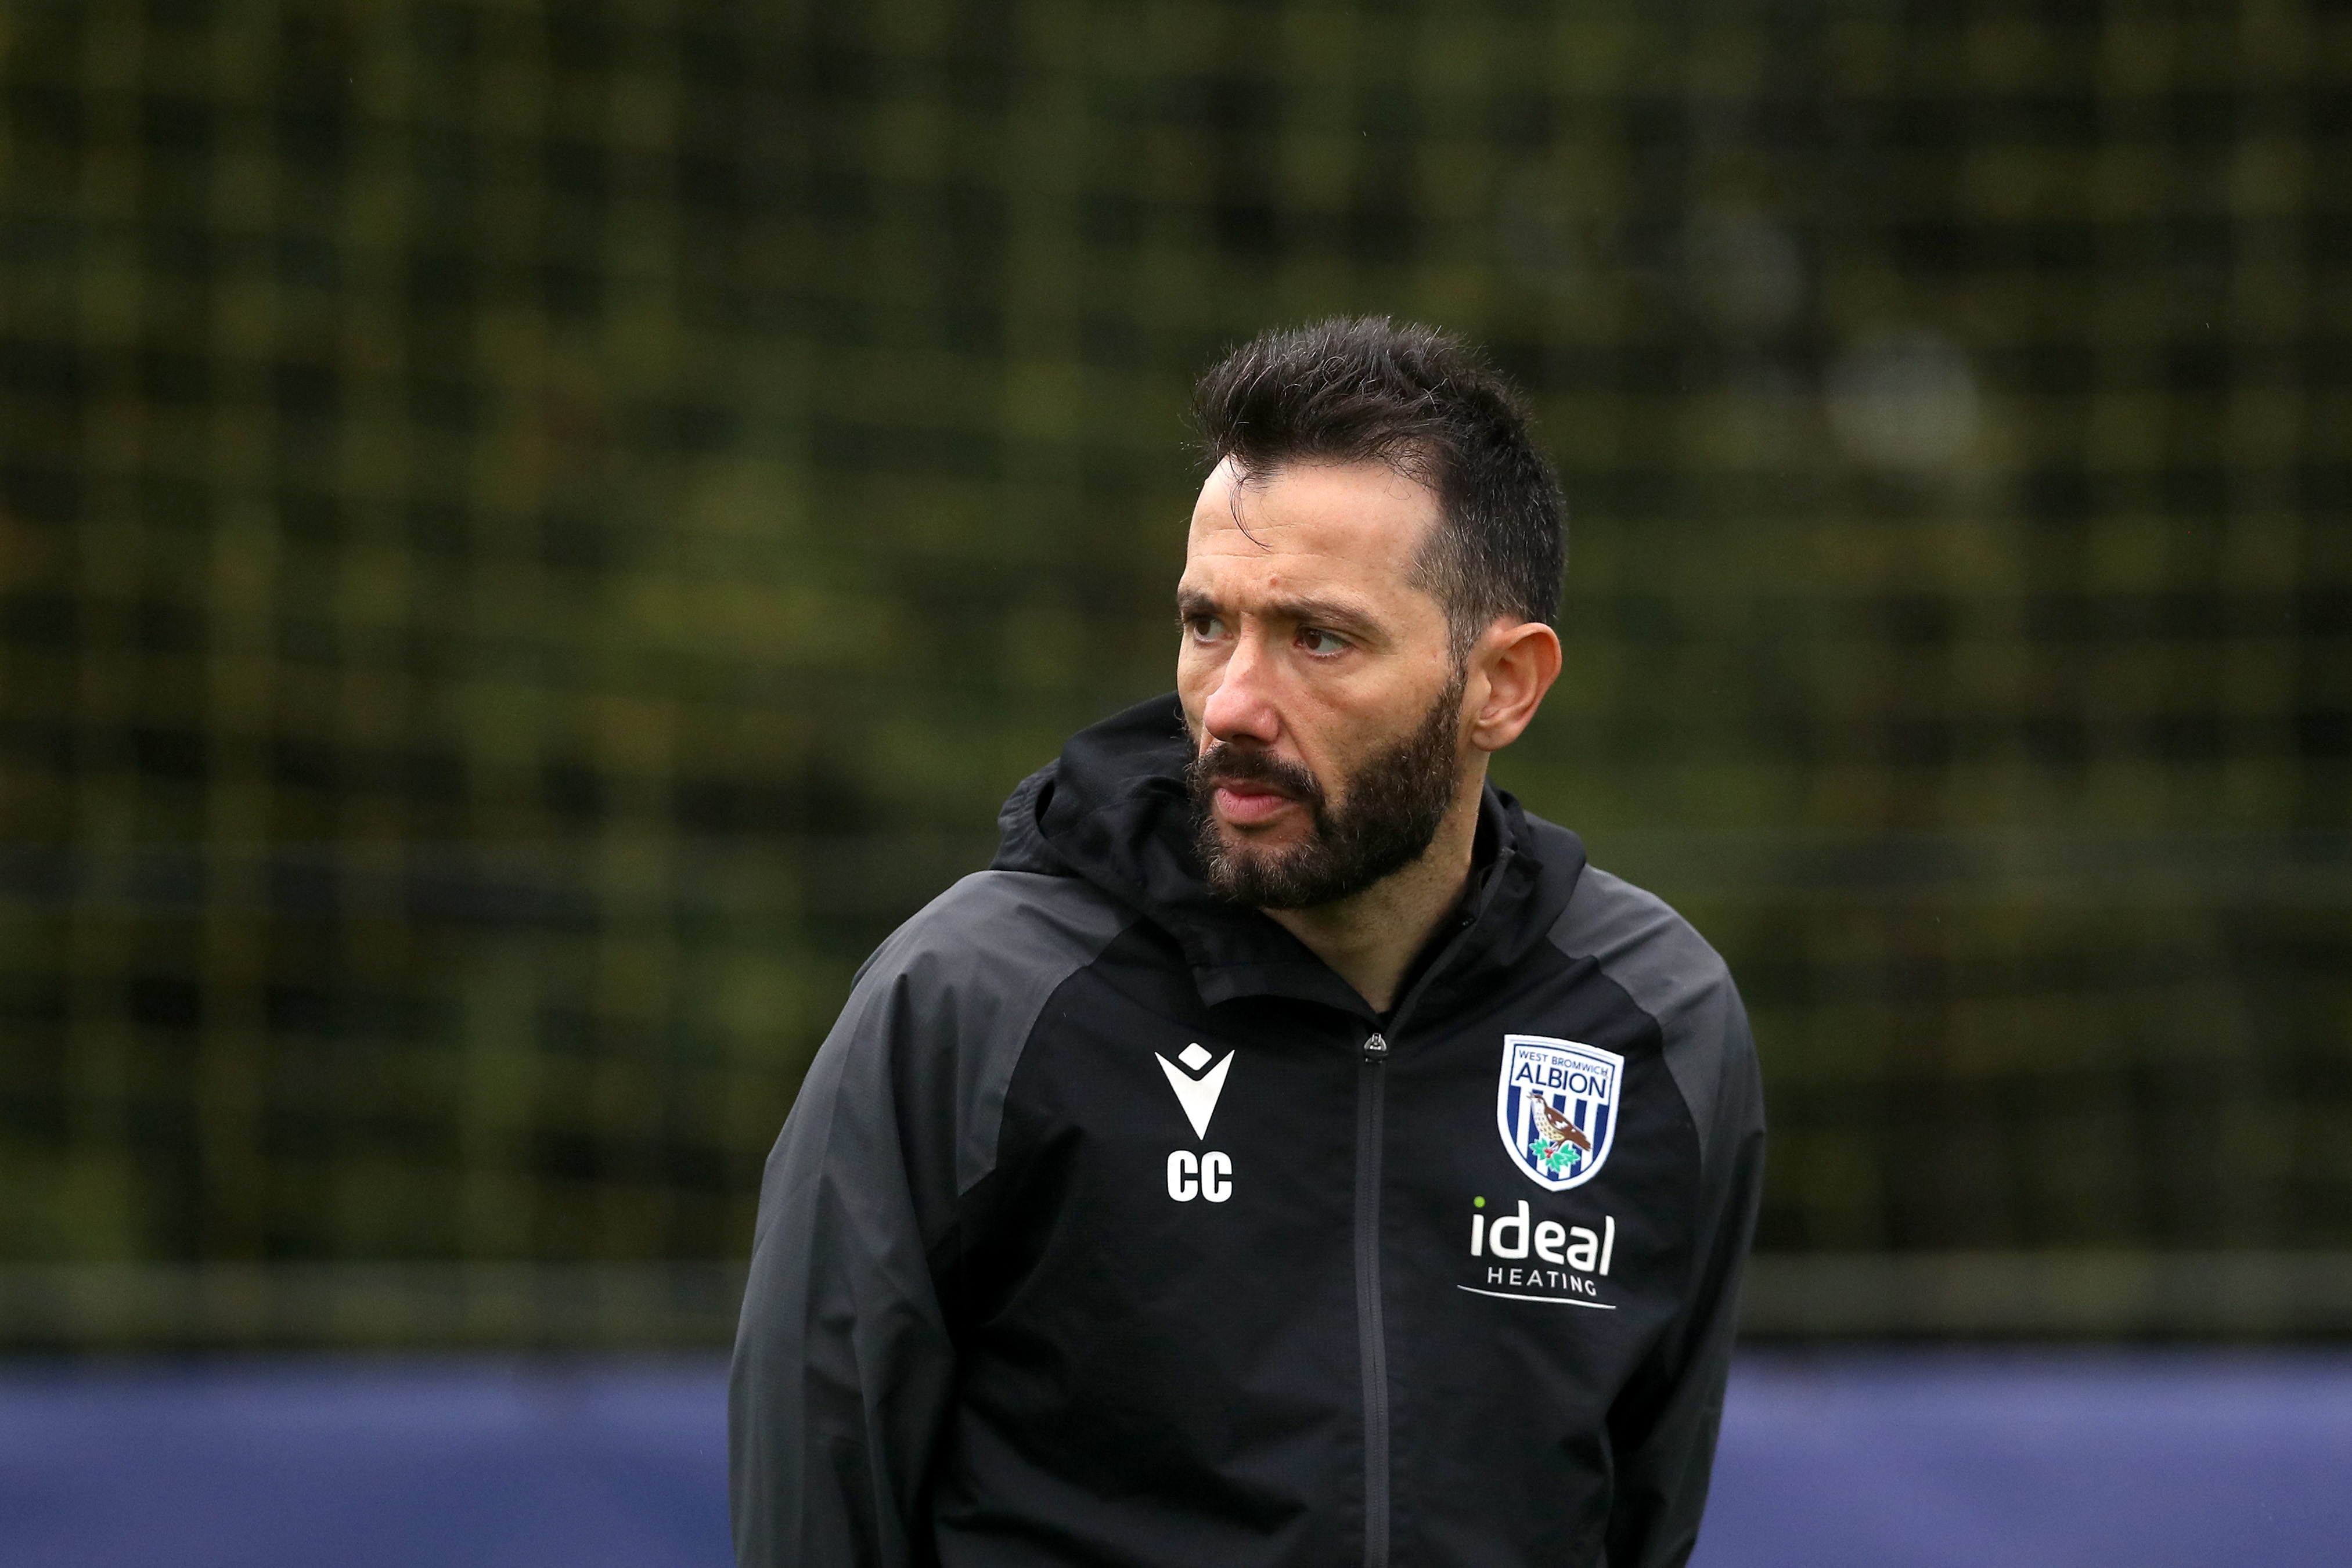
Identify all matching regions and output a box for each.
[1496,1035,1623,1191]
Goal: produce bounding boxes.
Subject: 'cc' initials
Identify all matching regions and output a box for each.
[1165,1149,1232,1202]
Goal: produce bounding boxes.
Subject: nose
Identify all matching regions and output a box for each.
[1199,629,1282,748]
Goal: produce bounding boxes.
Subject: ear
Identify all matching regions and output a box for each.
[1467,620,1562,754]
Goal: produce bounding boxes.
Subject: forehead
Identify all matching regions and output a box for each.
[1182,458,1442,607]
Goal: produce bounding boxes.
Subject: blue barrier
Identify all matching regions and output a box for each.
[3,1353,2348,1566]
[1697,1353,2352,1567]
[0,1360,732,1568]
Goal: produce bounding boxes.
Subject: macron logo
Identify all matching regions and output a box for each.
[1155,1043,1235,1140]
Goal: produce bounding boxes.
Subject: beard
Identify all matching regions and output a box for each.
[1186,665,1469,911]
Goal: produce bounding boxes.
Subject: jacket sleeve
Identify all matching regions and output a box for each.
[1603,975,1767,1568]
[729,870,1122,1568]
[728,957,964,1568]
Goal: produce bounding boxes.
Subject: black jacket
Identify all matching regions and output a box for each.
[732,695,1764,1568]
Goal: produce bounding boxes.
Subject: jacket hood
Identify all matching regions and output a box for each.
[992,693,1587,1018]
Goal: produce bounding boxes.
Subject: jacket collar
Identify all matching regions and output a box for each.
[993,694,1586,1023]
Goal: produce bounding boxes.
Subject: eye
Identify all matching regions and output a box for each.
[1185,613,1227,641]
[1297,626,1349,657]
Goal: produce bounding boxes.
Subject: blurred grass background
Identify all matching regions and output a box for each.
[0,0,2346,1347]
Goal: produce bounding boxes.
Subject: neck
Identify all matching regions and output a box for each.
[1261,766,1487,1016]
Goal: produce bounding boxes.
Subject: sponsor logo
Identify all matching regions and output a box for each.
[1495,1034,1622,1191]
[1461,1195,1616,1309]
[1157,1041,1234,1140]
[1158,1043,1236,1202]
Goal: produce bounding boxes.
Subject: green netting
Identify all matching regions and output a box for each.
[1,1,2346,1331]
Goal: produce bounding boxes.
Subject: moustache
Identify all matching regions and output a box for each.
[1186,743,1326,809]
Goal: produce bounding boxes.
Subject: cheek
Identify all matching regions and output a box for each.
[1318,679,1444,774]
[1173,650,1215,729]
[1291,706,1385,784]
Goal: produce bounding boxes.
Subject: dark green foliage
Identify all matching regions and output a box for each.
[0,1,2345,1293]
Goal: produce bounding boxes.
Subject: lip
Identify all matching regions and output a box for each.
[1213,783,1299,828]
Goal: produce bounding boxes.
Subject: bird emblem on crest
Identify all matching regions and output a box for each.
[1528,1095,1592,1178]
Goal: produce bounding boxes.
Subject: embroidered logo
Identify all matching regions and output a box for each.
[1496,1035,1623,1191]
[1156,1042,1234,1140]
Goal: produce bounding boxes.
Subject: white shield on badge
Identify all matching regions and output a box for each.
[1496,1034,1623,1191]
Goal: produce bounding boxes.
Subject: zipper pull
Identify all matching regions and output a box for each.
[1362,1032,1388,1061]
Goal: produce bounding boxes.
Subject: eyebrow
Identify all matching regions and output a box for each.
[1176,588,1386,642]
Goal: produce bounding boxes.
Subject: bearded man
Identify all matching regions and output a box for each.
[731,318,1764,1568]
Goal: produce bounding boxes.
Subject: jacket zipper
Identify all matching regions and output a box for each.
[1354,1029,1392,1568]
[1351,896,1497,1568]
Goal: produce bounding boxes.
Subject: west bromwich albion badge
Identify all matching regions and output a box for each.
[1496,1034,1624,1191]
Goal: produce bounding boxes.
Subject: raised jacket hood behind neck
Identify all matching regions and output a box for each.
[991,693,1586,1018]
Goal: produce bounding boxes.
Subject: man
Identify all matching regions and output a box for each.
[732,318,1764,1568]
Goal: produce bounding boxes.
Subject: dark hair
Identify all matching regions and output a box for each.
[1191,316,1566,648]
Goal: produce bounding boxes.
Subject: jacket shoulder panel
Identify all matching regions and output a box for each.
[1543,866,1755,1170]
[855,868,1134,1196]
